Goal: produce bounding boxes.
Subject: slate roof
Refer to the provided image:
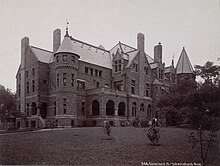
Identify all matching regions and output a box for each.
[70,37,112,69]
[176,47,194,74]
[31,46,53,63]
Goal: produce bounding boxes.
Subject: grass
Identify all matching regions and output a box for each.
[0,127,219,165]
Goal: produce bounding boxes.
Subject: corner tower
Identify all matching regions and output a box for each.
[54,27,80,127]
[176,47,195,82]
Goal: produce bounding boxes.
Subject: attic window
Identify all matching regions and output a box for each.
[114,60,122,72]
[63,55,67,62]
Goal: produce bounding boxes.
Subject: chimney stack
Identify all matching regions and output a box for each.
[53,28,61,54]
[21,37,29,69]
[137,33,145,53]
[154,42,162,63]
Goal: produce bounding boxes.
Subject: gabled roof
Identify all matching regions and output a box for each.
[153,79,163,85]
[126,50,139,67]
[176,47,194,74]
[31,46,53,63]
[110,42,136,55]
[146,53,154,63]
[150,62,158,69]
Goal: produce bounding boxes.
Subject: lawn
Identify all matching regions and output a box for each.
[0,127,219,165]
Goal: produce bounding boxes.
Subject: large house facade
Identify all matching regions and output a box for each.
[15,27,194,128]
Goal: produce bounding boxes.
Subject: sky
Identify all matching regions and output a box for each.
[0,0,220,92]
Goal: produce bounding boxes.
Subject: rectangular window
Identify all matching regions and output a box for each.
[18,84,21,96]
[56,56,59,63]
[26,71,28,78]
[115,61,118,72]
[131,87,135,94]
[82,102,85,115]
[63,73,67,86]
[54,101,56,116]
[97,82,99,88]
[71,74,74,87]
[71,56,75,63]
[131,80,135,94]
[32,68,35,76]
[99,71,102,77]
[19,74,21,80]
[57,74,59,87]
[63,55,67,62]
[77,80,85,90]
[114,81,123,91]
[90,68,93,75]
[63,98,67,114]
[32,80,35,92]
[145,83,150,97]
[85,67,88,74]
[43,80,47,84]
[27,82,29,93]
[135,64,138,72]
[144,67,148,75]
[95,69,98,77]
[118,60,122,71]
[26,103,29,116]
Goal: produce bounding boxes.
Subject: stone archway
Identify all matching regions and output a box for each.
[106,100,115,115]
[118,102,125,116]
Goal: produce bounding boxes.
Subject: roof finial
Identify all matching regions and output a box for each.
[172,53,174,66]
[65,19,69,37]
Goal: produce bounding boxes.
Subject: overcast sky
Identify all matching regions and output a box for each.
[0,0,220,92]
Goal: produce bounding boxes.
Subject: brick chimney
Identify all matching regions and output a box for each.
[21,37,29,69]
[53,28,61,54]
[154,42,162,63]
[137,33,145,53]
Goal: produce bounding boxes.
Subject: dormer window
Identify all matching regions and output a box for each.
[63,55,67,62]
[114,60,122,72]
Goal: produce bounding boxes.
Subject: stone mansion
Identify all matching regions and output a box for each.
[15,27,194,128]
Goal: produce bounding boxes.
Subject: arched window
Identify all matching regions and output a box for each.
[147,104,152,118]
[118,102,125,116]
[106,100,115,115]
[140,103,144,111]
[132,102,137,117]
[92,100,100,115]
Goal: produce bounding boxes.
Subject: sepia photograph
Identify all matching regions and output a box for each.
[0,0,220,165]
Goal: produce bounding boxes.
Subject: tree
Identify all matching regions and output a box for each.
[157,79,197,126]
[195,61,220,84]
[0,84,17,122]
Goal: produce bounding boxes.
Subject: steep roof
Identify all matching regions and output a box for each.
[56,36,78,55]
[70,37,112,69]
[126,50,139,67]
[176,47,194,74]
[31,46,53,63]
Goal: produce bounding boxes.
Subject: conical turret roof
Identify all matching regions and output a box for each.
[176,47,193,74]
[55,35,78,56]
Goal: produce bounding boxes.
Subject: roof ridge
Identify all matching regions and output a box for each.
[70,37,110,53]
[126,49,139,54]
[119,42,137,50]
[31,45,52,53]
